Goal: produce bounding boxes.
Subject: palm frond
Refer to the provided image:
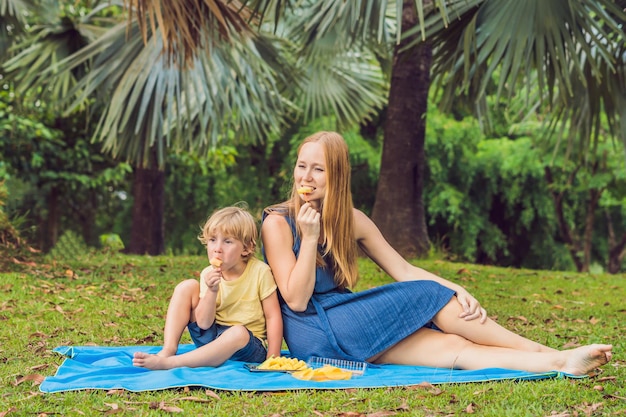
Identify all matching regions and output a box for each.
[36,19,292,167]
[125,0,259,66]
[2,1,123,98]
[294,49,388,129]
[429,0,626,108]
[0,0,38,56]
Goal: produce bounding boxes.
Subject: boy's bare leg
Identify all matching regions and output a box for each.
[133,325,250,369]
[158,279,200,357]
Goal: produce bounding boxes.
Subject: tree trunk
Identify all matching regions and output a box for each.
[605,209,626,274]
[371,0,432,258]
[45,186,60,251]
[544,165,604,273]
[127,153,165,255]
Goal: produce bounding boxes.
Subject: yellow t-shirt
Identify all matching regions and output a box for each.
[199,257,276,340]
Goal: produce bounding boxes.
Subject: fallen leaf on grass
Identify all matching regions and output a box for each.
[406,381,443,395]
[465,402,476,413]
[104,402,120,413]
[12,258,38,266]
[106,389,127,395]
[30,363,49,371]
[574,402,603,416]
[204,389,220,400]
[150,401,185,413]
[173,396,214,403]
[14,374,44,386]
[156,403,183,413]
[0,407,18,417]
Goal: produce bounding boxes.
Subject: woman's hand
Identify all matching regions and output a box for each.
[296,202,321,242]
[455,289,487,323]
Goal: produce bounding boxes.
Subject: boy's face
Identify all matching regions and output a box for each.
[205,232,249,267]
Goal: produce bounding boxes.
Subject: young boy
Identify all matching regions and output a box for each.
[133,206,282,369]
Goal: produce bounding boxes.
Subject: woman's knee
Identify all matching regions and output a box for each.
[440,333,472,351]
[432,299,470,329]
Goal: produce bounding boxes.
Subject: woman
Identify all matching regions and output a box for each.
[261,131,612,375]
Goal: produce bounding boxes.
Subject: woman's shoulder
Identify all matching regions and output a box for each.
[262,205,293,229]
[352,207,374,227]
[263,203,289,217]
[262,211,289,227]
[352,208,380,240]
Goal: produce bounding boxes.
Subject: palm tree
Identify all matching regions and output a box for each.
[239,0,624,257]
[2,1,295,254]
[5,0,625,257]
[3,0,392,254]
[277,0,625,257]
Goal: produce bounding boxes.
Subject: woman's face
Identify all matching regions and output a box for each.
[294,142,327,208]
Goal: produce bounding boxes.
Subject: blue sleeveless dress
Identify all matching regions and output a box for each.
[263,214,455,362]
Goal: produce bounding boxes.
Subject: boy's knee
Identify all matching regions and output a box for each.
[174,279,199,293]
[226,325,251,347]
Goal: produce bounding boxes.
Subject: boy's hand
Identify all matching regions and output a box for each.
[204,269,221,292]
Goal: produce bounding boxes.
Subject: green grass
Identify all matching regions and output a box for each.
[1,253,624,416]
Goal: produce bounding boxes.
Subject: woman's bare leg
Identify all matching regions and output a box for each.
[372,327,612,375]
[158,279,200,357]
[133,325,251,369]
[433,298,555,352]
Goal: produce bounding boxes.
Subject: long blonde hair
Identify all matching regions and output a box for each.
[265,131,359,288]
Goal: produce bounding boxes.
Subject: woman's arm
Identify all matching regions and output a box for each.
[261,208,319,311]
[261,291,283,359]
[354,209,487,322]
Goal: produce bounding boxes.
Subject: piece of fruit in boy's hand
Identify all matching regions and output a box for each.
[210,258,222,268]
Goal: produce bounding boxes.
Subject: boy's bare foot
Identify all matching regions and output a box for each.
[560,344,612,375]
[133,351,175,370]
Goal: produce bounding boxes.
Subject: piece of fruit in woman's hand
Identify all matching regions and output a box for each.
[297,186,313,197]
[210,258,222,268]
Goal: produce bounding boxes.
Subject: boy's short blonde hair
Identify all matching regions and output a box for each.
[198,206,258,260]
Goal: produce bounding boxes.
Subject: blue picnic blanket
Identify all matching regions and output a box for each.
[40,344,581,393]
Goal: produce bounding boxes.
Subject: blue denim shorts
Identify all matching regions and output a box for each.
[187,321,267,363]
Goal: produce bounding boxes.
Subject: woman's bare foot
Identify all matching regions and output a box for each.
[560,344,613,375]
[133,351,176,370]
